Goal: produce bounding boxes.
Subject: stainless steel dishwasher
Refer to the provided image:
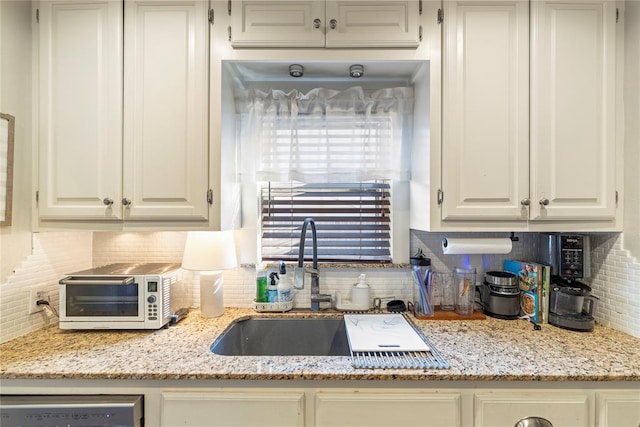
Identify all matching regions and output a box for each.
[0,394,143,427]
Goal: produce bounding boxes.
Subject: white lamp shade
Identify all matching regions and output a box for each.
[182,230,238,271]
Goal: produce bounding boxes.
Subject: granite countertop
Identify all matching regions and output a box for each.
[1,308,639,382]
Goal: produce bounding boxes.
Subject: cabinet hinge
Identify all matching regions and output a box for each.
[437,189,444,205]
[228,0,232,16]
[228,26,232,42]
[36,8,39,23]
[35,190,39,204]
[615,190,619,205]
[208,9,214,25]
[616,8,619,23]
[419,0,423,15]
[207,189,214,205]
[437,8,444,24]
[419,25,423,42]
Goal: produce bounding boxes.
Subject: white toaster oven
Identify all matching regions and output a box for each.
[59,263,187,330]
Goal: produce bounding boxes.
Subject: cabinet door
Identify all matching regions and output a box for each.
[596,391,640,427]
[474,391,589,427]
[123,0,209,221]
[315,390,461,427]
[160,390,305,427]
[230,0,325,47]
[325,1,420,48]
[530,0,617,221]
[38,0,123,220]
[441,0,529,220]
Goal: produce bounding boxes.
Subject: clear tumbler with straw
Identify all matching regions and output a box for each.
[410,249,433,317]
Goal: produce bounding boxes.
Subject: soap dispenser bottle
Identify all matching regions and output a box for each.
[277,261,292,303]
[255,263,268,303]
[351,274,371,310]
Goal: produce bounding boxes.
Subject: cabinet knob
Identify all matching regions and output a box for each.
[102,197,114,207]
[520,198,530,207]
[539,198,550,206]
[313,18,321,29]
[122,198,132,207]
[329,19,337,29]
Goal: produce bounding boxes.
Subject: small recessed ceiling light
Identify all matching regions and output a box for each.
[289,64,304,78]
[349,64,364,78]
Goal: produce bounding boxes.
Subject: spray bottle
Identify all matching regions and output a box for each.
[277,261,292,303]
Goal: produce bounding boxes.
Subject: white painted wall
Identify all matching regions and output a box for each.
[623,0,640,259]
[0,0,33,283]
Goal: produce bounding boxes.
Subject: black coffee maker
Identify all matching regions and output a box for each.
[540,234,598,332]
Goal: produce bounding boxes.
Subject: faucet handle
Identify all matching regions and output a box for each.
[311,294,332,303]
[293,267,305,289]
[305,267,319,276]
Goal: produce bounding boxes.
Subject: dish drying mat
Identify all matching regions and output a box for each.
[344,313,449,370]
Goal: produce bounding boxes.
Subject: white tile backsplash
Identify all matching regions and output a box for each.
[2,230,639,343]
[587,233,640,337]
[0,232,92,343]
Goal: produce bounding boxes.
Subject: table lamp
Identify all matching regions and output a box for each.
[182,230,237,318]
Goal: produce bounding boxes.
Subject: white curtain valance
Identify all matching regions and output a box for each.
[238,86,413,183]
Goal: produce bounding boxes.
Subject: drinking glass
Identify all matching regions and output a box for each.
[454,267,477,317]
[433,272,455,311]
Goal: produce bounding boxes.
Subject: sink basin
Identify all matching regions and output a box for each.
[210,317,350,356]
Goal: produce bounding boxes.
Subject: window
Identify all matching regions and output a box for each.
[261,182,391,263]
[238,86,413,263]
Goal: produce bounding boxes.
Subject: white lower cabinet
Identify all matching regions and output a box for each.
[596,391,640,427]
[160,389,305,427]
[314,390,461,427]
[474,391,590,427]
[3,382,639,427]
[159,388,460,427]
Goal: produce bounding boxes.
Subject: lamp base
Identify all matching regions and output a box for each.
[199,271,224,318]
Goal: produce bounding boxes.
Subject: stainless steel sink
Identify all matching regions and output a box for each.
[210,317,350,356]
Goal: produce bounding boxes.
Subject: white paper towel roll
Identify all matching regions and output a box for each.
[441,237,513,254]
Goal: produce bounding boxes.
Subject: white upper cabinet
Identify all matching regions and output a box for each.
[38,1,123,220]
[530,0,618,221]
[324,1,420,48]
[123,0,209,221]
[230,0,421,48]
[438,0,621,230]
[230,1,325,47]
[442,0,529,221]
[37,0,211,226]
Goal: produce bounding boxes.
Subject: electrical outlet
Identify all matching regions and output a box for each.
[28,285,50,315]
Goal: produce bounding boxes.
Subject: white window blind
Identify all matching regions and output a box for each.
[261,182,391,263]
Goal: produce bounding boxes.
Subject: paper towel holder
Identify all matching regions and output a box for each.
[509,232,519,242]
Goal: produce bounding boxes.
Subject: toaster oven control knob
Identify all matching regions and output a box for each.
[539,198,550,206]
[147,295,156,304]
[122,198,132,207]
[103,197,114,207]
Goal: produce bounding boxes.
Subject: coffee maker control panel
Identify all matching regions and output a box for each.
[558,235,587,278]
[540,233,590,279]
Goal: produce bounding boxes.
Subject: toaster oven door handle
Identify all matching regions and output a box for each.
[58,276,136,285]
